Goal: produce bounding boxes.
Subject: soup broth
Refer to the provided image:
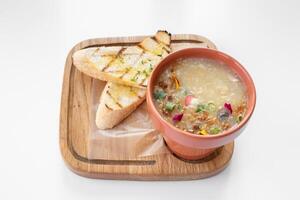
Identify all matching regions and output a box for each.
[153,57,247,135]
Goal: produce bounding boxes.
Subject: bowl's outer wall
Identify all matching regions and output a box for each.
[147,48,256,158]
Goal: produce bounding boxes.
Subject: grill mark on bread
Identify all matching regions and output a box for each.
[137,44,145,51]
[119,45,150,82]
[106,90,123,108]
[129,87,144,99]
[138,38,158,53]
[104,104,113,110]
[151,36,158,43]
[103,47,143,78]
[163,46,171,53]
[120,68,130,78]
[130,87,144,99]
[152,37,170,53]
[140,37,169,57]
[102,47,126,71]
[119,69,133,79]
[119,49,145,79]
[93,47,121,57]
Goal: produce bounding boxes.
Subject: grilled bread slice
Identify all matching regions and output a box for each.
[73,31,171,88]
[73,31,171,129]
[96,82,146,129]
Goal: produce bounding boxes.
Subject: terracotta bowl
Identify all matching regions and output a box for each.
[146,48,256,160]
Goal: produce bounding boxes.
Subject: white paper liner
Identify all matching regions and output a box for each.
[88,79,169,160]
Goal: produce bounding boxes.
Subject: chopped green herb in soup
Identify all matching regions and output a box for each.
[153,58,247,135]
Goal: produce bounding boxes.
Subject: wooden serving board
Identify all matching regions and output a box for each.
[59,34,234,180]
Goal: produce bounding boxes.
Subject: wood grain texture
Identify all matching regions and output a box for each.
[59,34,234,180]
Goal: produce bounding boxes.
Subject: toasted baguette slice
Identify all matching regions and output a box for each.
[73,31,171,88]
[96,82,146,129]
[94,31,171,129]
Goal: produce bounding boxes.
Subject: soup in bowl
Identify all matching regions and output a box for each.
[146,48,256,160]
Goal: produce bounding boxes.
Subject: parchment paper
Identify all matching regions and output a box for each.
[88,79,169,160]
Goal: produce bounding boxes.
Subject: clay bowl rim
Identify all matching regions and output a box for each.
[147,47,256,140]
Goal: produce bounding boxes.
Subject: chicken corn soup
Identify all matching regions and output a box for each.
[153,57,247,136]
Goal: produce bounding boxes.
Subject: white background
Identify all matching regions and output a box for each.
[1,0,300,199]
